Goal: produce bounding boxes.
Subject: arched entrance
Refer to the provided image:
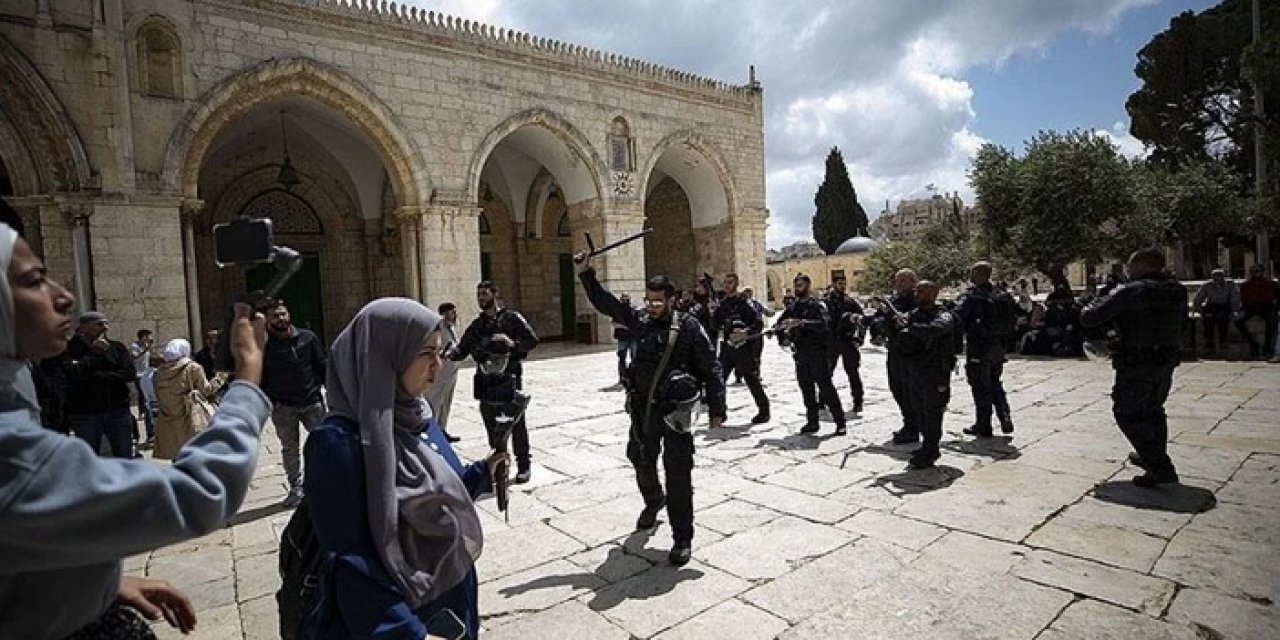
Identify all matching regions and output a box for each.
[170,59,429,343]
[640,132,736,289]
[471,111,604,340]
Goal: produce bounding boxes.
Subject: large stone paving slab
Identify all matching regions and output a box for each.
[780,559,1073,639]
[134,351,1280,638]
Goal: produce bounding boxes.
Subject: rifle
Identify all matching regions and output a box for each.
[734,319,826,344]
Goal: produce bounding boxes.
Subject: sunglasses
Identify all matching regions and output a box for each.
[644,299,666,307]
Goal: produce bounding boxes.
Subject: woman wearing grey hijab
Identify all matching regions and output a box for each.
[301,298,504,640]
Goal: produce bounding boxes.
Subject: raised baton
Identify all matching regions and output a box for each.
[573,228,654,263]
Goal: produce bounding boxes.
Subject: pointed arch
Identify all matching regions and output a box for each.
[162,57,432,207]
[466,108,605,205]
[0,35,93,194]
[639,130,738,228]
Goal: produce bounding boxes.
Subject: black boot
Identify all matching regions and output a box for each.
[636,498,666,529]
[962,425,994,438]
[513,461,532,485]
[834,423,847,436]
[751,411,770,424]
[1132,471,1178,488]
[800,422,819,434]
[891,429,920,444]
[908,448,940,469]
[668,540,692,566]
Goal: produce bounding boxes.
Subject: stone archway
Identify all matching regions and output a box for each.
[167,59,432,337]
[164,57,431,207]
[639,131,738,289]
[470,109,605,339]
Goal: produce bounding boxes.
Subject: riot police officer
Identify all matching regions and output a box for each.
[449,281,539,483]
[868,269,921,444]
[953,262,1017,437]
[892,280,958,468]
[824,274,865,414]
[576,251,725,566]
[713,273,770,424]
[1081,248,1187,487]
[690,279,717,343]
[776,274,847,435]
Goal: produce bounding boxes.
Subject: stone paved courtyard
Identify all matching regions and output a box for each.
[135,344,1280,639]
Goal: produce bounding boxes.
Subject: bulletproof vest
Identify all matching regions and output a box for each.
[1114,277,1188,351]
[629,313,694,398]
[884,292,919,352]
[787,297,829,351]
[825,291,863,342]
[717,296,754,332]
[898,305,955,367]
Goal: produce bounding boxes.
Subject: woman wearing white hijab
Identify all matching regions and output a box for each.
[152,338,226,460]
[300,298,505,640]
[0,222,275,639]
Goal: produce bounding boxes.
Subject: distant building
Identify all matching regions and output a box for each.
[869,192,974,242]
[764,235,877,306]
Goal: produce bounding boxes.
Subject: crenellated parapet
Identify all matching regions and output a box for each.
[268,0,758,101]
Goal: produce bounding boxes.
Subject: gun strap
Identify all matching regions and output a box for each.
[642,311,683,427]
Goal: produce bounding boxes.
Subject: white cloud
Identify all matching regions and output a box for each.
[1098,121,1151,160]
[402,0,1155,248]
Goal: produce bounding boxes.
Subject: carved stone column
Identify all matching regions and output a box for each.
[395,205,423,301]
[61,204,95,313]
[180,199,204,340]
[418,198,481,325]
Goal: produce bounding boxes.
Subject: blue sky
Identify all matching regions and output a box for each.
[968,0,1218,153]
[415,0,1223,247]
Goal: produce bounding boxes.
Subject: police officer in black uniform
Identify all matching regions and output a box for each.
[891,280,958,468]
[713,273,770,424]
[953,262,1017,437]
[869,269,921,444]
[776,274,847,435]
[1081,248,1187,487]
[824,274,865,414]
[576,250,726,566]
[689,278,717,343]
[449,281,540,483]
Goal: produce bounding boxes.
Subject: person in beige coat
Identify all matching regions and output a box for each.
[152,339,225,459]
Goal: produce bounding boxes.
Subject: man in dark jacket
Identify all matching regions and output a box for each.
[577,250,724,566]
[712,273,770,424]
[892,281,959,469]
[261,301,327,507]
[450,281,539,483]
[777,274,846,435]
[868,269,921,444]
[1081,249,1188,487]
[192,327,220,380]
[953,262,1017,437]
[824,274,865,414]
[64,311,138,458]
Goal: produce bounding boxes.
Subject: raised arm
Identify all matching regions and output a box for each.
[577,265,640,330]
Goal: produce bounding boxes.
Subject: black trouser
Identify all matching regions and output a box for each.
[1112,362,1177,477]
[965,341,1008,433]
[827,341,863,407]
[794,348,845,426]
[907,364,950,457]
[1234,304,1278,357]
[1200,303,1232,352]
[887,350,917,436]
[478,374,531,469]
[627,393,695,543]
[719,343,769,413]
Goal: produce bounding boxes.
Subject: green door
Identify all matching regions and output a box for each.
[559,254,576,338]
[480,252,493,282]
[247,252,325,344]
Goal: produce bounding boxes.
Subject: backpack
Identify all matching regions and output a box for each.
[276,501,322,640]
[976,289,1018,339]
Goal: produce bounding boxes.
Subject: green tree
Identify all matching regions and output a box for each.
[1126,0,1278,199]
[812,147,869,254]
[857,223,975,294]
[969,131,1136,288]
[1124,159,1248,252]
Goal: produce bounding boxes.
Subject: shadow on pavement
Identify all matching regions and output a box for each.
[869,465,966,496]
[839,441,916,464]
[700,425,754,443]
[941,436,1022,460]
[228,501,289,527]
[1093,480,1217,514]
[754,431,840,451]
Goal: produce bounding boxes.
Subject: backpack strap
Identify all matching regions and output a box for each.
[642,311,683,426]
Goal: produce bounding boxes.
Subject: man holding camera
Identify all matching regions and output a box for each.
[261,301,327,507]
[64,311,139,458]
[449,281,539,484]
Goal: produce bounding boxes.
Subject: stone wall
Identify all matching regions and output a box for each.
[0,0,767,344]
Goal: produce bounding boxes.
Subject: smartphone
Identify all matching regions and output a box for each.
[213,218,274,267]
[425,608,466,640]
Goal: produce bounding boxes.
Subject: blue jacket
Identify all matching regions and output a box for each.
[302,416,491,640]
[0,381,272,639]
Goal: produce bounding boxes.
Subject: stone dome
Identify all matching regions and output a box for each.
[834,235,878,254]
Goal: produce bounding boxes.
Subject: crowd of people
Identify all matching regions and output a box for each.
[3,188,1275,639]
